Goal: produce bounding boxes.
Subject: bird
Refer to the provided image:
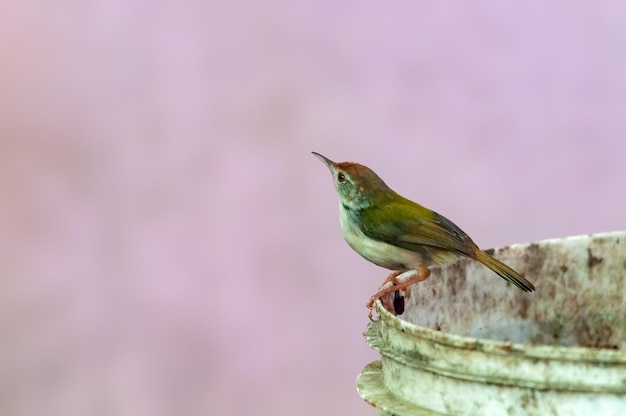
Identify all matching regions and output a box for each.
[312,152,535,319]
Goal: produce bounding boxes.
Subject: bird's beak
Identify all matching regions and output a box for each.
[311,152,336,170]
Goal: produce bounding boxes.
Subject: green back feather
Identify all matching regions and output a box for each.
[358,194,477,257]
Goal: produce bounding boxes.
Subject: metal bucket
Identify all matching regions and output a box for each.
[357,231,626,416]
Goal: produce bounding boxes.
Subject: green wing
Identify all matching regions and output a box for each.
[359,197,477,257]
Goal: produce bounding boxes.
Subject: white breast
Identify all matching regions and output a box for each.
[338,203,423,271]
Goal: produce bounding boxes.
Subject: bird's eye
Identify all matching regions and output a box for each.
[337,172,345,182]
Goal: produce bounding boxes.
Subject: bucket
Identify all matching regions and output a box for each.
[357,231,626,416]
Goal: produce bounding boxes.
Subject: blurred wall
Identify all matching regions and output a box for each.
[0,1,625,415]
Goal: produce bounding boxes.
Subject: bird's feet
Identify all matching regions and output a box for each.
[366,264,431,320]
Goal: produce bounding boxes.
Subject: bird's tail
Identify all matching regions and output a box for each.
[474,250,535,292]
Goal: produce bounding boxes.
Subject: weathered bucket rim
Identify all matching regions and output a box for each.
[375,231,626,364]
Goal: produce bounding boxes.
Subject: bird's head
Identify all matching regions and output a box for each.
[312,152,393,209]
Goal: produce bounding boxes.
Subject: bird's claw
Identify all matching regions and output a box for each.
[366,266,431,320]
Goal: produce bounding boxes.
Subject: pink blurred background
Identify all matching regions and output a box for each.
[1,2,625,415]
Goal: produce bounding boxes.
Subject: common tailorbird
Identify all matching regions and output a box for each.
[312,152,535,319]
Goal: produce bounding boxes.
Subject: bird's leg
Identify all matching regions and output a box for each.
[367,265,431,320]
[389,264,431,296]
[366,271,401,320]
